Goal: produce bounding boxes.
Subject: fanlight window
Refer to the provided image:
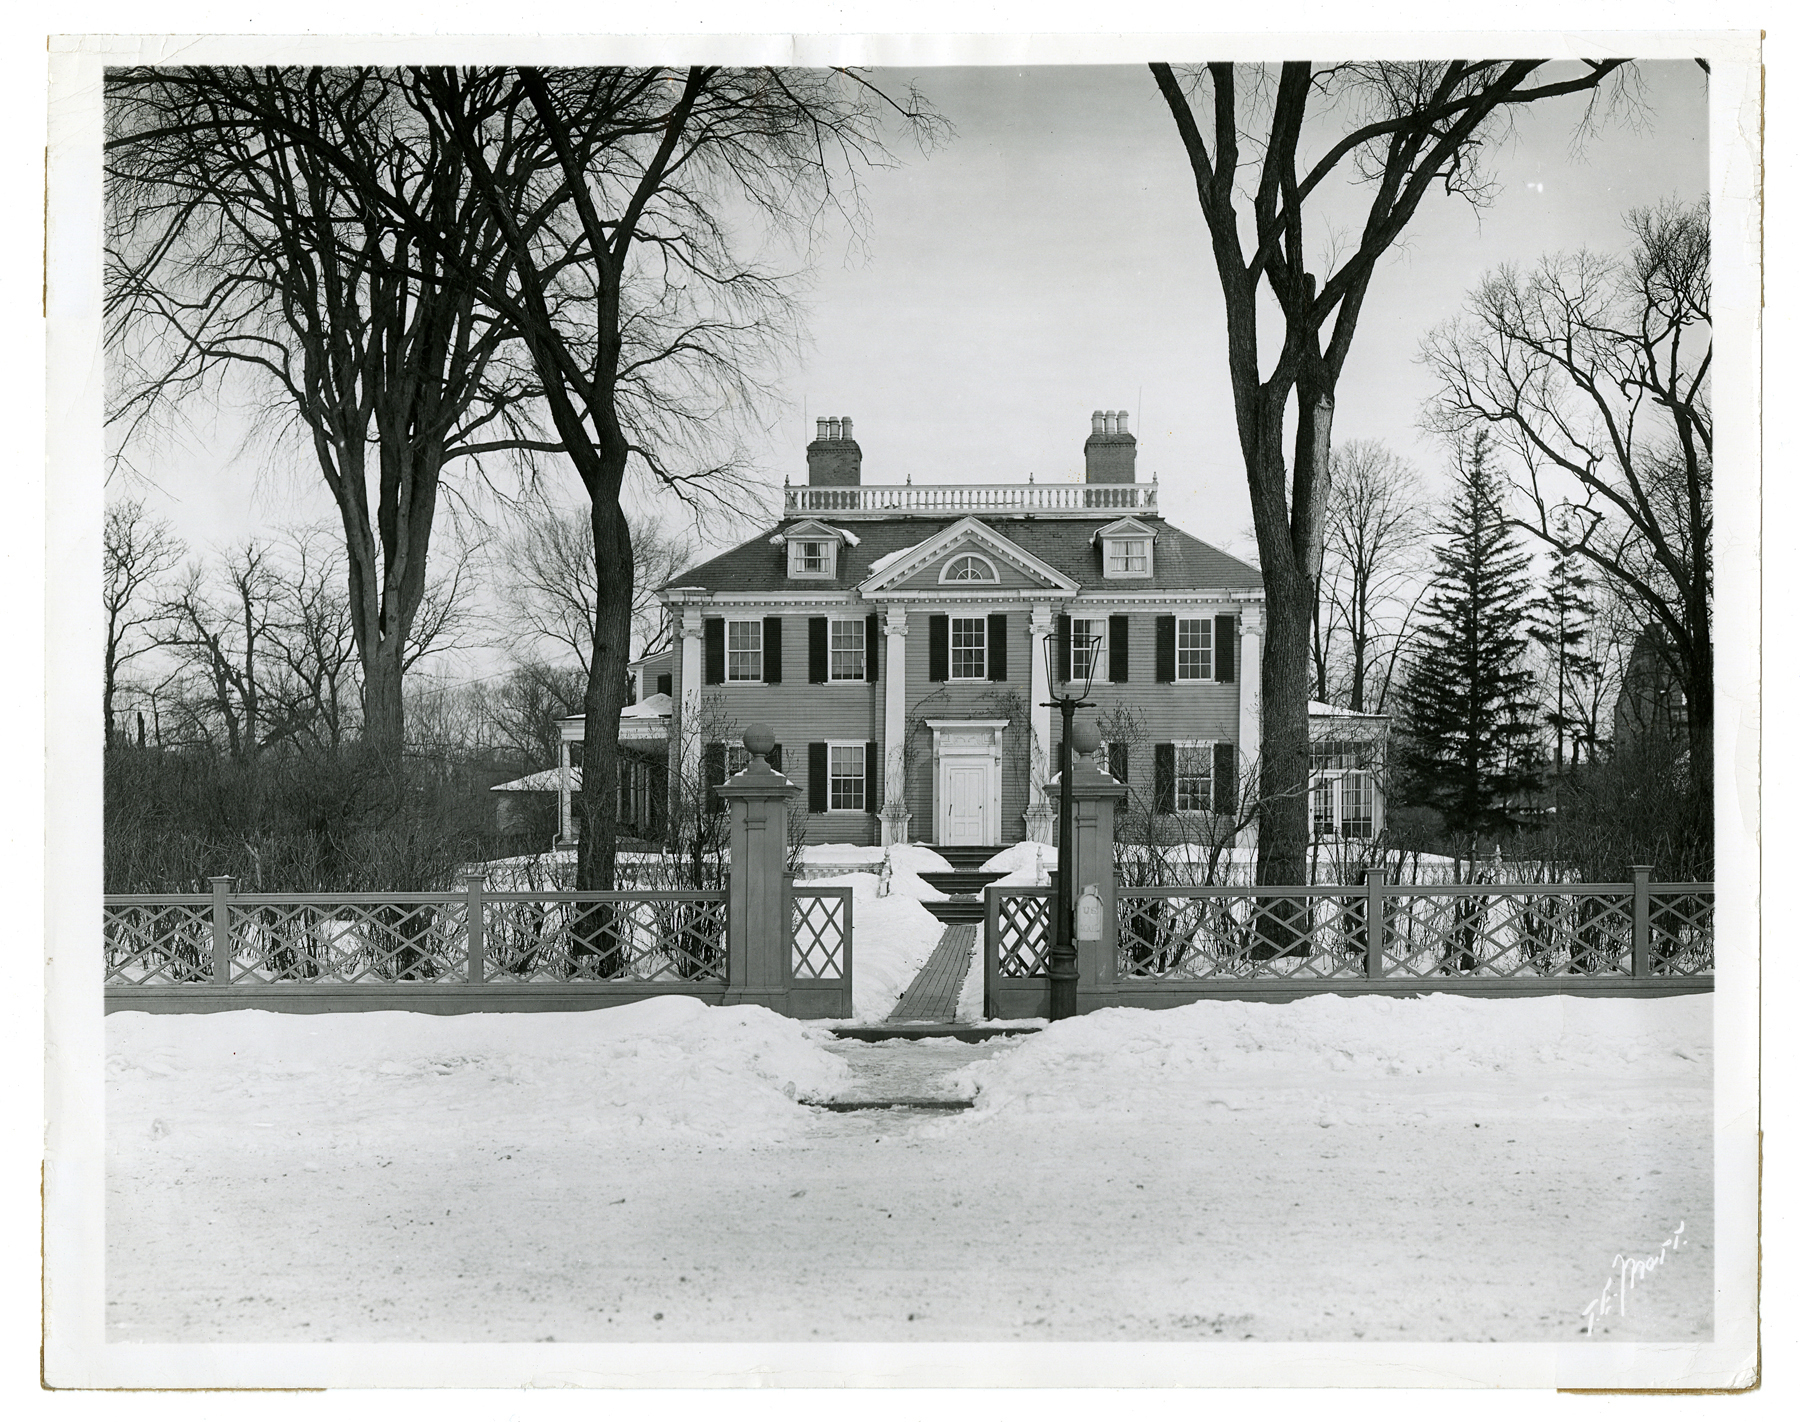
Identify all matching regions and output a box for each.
[941,553,997,583]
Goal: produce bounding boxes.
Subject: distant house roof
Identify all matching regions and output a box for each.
[1309,701,1389,720]
[661,515,1263,597]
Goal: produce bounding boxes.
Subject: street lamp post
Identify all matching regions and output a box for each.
[1042,623,1102,1021]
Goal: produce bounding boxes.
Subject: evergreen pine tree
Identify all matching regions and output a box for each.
[1529,516,1602,775]
[1401,430,1544,843]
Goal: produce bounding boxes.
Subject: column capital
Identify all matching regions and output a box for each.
[1029,604,1056,635]
[681,607,708,636]
[882,604,908,636]
[1236,603,1265,636]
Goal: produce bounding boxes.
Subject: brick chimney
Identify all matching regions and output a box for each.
[806,415,862,486]
[1083,409,1137,484]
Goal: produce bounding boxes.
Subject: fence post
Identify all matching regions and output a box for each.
[209,875,234,986]
[1365,866,1387,980]
[717,725,797,1014]
[1068,732,1128,1012]
[1631,864,1652,978]
[465,871,486,984]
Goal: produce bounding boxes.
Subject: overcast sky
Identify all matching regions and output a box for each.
[117,60,1709,669]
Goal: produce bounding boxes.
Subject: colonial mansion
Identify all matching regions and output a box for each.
[554,410,1385,851]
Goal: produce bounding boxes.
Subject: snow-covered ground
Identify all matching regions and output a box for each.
[107,992,1710,1344]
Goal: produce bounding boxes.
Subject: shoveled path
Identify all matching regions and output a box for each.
[886,922,975,1022]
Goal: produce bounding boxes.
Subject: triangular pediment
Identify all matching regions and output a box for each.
[860,517,1079,595]
[1091,516,1158,545]
[769,518,860,547]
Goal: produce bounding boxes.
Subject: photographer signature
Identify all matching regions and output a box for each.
[1580,1221,1686,1336]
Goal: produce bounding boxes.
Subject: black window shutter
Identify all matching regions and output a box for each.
[808,617,829,684]
[763,616,782,684]
[1215,614,1235,683]
[703,618,725,684]
[1056,613,1071,683]
[1214,742,1237,816]
[769,743,783,773]
[704,742,726,813]
[1109,614,1130,683]
[865,613,880,682]
[656,673,671,697]
[1108,741,1129,783]
[1154,743,1175,813]
[808,742,828,813]
[928,615,949,682]
[1155,616,1176,683]
[865,740,878,810]
[987,613,1007,681]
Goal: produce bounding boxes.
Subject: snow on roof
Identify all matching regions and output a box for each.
[1309,700,1387,719]
[865,541,922,576]
[490,767,576,794]
[622,692,673,719]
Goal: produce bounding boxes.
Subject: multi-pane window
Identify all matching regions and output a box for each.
[942,553,995,582]
[726,620,763,681]
[828,743,866,811]
[1107,538,1149,574]
[1175,741,1214,813]
[1070,617,1107,682]
[1175,617,1213,681]
[829,618,866,680]
[950,617,986,679]
[1311,740,1375,840]
[797,540,828,574]
[725,745,751,777]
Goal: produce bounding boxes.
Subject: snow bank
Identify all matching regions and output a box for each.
[800,872,944,1022]
[951,993,1711,1122]
[981,840,1051,886]
[887,843,953,874]
[108,998,850,1149]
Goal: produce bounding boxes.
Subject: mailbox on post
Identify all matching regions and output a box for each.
[1075,883,1104,943]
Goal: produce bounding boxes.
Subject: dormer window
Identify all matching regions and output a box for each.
[1095,517,1157,579]
[776,519,856,580]
[940,552,998,583]
[1108,539,1149,575]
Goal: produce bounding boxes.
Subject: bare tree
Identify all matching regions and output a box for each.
[1422,198,1711,774]
[1312,441,1432,714]
[494,490,694,667]
[1148,59,1632,887]
[103,498,185,747]
[271,65,939,891]
[105,68,551,759]
[159,542,295,760]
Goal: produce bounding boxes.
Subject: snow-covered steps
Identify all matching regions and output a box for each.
[805,1037,1022,1110]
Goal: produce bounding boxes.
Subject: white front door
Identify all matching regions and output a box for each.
[943,758,991,845]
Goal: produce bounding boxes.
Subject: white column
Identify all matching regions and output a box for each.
[678,608,705,810]
[557,734,574,846]
[1026,604,1056,845]
[1236,603,1264,850]
[879,604,911,845]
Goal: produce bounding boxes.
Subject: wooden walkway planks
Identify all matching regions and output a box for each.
[886,922,977,1023]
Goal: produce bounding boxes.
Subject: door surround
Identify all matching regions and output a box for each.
[926,719,1007,845]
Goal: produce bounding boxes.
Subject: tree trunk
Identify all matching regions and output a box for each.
[1257,570,1314,888]
[575,501,636,893]
[360,652,406,766]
